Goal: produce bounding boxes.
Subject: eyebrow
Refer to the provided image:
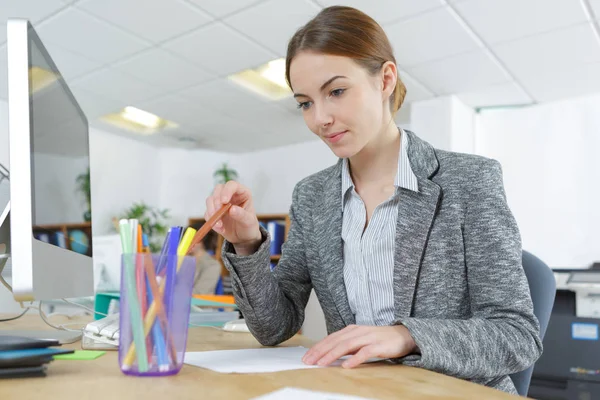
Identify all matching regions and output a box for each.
[293,75,348,98]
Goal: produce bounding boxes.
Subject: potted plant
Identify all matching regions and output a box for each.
[75,167,92,222]
[116,202,170,253]
[213,163,239,185]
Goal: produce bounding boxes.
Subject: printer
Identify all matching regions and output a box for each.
[530,266,600,400]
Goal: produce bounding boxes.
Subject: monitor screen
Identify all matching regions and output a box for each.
[28,29,92,257]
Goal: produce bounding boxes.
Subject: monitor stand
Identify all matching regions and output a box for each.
[0,207,83,345]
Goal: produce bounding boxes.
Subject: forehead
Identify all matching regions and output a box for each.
[289,51,366,92]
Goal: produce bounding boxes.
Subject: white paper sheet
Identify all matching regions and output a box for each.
[184,346,323,373]
[251,387,375,400]
[184,346,384,374]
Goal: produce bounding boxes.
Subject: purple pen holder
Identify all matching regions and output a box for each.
[118,253,196,377]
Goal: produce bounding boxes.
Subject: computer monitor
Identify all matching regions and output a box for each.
[2,19,94,304]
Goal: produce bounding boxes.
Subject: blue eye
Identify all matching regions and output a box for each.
[297,101,312,110]
[330,88,345,97]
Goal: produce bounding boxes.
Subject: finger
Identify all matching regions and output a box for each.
[205,195,216,221]
[303,325,360,363]
[220,181,241,204]
[342,344,379,369]
[212,185,224,228]
[228,205,255,227]
[303,325,361,364]
[316,335,372,367]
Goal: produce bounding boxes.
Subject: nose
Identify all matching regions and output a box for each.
[312,104,333,131]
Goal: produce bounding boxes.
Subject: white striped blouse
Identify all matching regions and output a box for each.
[341,129,419,326]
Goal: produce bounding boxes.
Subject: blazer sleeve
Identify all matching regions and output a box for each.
[221,183,312,346]
[393,160,543,380]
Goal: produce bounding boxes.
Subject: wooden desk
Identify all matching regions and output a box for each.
[0,315,518,400]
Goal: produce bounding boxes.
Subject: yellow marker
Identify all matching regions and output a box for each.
[177,227,196,257]
[123,227,197,367]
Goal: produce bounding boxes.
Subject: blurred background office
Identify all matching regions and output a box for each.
[0,1,599,397]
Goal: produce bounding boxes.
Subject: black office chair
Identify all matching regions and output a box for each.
[510,250,556,396]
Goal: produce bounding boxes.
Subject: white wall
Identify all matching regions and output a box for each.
[88,128,161,236]
[158,147,233,226]
[239,139,338,213]
[476,94,600,268]
[411,95,475,153]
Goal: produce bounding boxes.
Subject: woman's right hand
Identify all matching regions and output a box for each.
[205,181,262,256]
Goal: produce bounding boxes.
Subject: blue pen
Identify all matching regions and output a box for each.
[164,227,182,320]
[143,272,169,369]
[156,230,172,277]
[141,234,167,370]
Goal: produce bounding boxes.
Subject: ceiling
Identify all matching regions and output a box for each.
[1,0,599,152]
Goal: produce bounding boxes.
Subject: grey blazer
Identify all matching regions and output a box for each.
[222,130,542,394]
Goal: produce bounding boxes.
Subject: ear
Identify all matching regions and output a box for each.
[380,61,397,101]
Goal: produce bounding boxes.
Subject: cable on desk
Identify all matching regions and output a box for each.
[0,307,30,322]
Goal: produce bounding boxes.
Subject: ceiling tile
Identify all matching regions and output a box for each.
[385,7,480,67]
[186,0,264,18]
[457,81,532,108]
[163,22,277,76]
[69,87,123,119]
[407,50,511,94]
[223,0,321,56]
[399,69,436,102]
[521,62,600,103]
[453,0,588,45]
[276,96,304,115]
[71,67,166,105]
[224,116,313,151]
[493,23,600,81]
[139,94,228,130]
[315,0,443,25]
[179,78,274,119]
[77,0,213,44]
[114,48,215,91]
[0,0,66,44]
[42,43,102,81]
[36,7,150,64]
[250,104,306,135]
[200,117,277,149]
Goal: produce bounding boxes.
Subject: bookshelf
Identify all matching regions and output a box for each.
[188,213,290,277]
[32,222,93,257]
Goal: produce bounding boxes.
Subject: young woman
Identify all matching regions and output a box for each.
[204,6,541,394]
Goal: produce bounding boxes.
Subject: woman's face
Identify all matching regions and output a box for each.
[289,51,396,159]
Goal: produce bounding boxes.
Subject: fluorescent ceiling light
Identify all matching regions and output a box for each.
[228,58,291,101]
[100,106,177,135]
[122,106,161,129]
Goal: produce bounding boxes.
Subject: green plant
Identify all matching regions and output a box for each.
[213,162,238,185]
[118,202,170,253]
[75,167,92,222]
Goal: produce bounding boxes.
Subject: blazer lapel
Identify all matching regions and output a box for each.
[394,131,442,319]
[314,161,355,326]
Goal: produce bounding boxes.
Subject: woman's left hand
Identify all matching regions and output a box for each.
[302,324,418,368]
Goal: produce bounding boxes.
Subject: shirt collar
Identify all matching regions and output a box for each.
[341,128,419,204]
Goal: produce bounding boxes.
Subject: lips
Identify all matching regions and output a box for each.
[325,130,347,143]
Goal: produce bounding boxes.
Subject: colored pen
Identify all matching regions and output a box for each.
[119,219,148,372]
[141,236,170,371]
